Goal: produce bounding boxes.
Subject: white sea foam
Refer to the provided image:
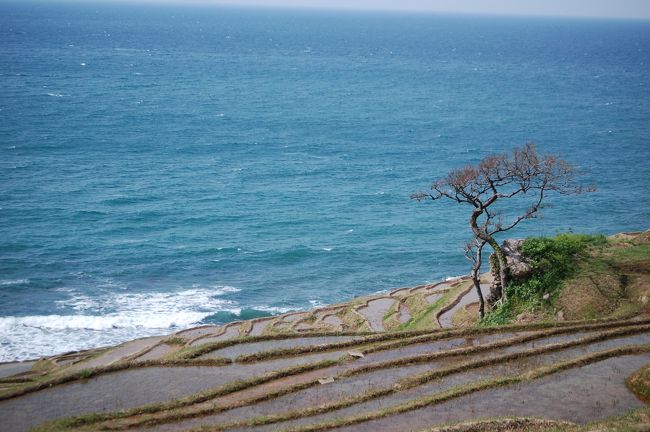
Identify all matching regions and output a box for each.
[54,285,240,313]
[252,305,295,314]
[0,311,206,332]
[308,299,326,309]
[0,286,243,362]
[0,311,216,362]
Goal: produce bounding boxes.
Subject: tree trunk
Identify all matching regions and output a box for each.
[488,239,508,302]
[471,242,485,319]
[470,210,508,303]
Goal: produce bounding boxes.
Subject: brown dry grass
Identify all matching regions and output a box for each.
[424,418,576,432]
[556,273,623,320]
[627,362,650,404]
[451,303,480,328]
[554,233,650,322]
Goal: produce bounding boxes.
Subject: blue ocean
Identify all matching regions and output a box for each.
[1,2,649,361]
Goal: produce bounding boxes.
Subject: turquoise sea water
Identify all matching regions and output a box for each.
[1,3,649,361]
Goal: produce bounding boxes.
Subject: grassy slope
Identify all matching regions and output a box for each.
[482,231,650,326]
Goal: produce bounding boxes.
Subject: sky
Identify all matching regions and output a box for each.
[50,0,650,20]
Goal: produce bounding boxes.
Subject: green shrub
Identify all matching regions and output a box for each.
[482,233,606,325]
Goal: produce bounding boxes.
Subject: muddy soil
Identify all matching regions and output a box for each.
[438,285,488,328]
[199,336,362,359]
[0,349,350,432]
[357,298,397,332]
[326,354,650,432]
[220,333,650,432]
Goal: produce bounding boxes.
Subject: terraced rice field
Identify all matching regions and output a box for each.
[1,277,648,431]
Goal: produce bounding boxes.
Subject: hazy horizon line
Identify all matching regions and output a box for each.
[3,0,650,21]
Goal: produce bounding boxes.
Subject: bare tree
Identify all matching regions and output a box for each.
[413,143,592,305]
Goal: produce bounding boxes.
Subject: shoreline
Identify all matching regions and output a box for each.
[0,275,478,367]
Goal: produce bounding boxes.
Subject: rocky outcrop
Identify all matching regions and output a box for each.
[502,239,534,281]
[489,239,533,304]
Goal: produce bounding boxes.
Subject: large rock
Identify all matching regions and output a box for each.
[488,239,533,304]
[502,239,533,281]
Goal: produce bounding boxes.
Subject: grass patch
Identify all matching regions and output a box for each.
[337,307,371,332]
[484,231,650,326]
[451,303,479,327]
[422,407,650,432]
[424,417,576,432]
[626,362,650,403]
[483,233,610,325]
[164,337,186,346]
[400,287,461,331]
[381,299,403,331]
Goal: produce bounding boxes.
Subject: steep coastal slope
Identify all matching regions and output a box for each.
[0,231,648,432]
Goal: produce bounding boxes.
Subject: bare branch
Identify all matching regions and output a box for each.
[413,142,594,303]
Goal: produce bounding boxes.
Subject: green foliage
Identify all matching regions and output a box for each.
[608,244,650,265]
[79,369,93,379]
[482,233,606,325]
[164,337,186,346]
[398,287,461,330]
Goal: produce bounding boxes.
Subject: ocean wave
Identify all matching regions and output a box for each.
[0,319,184,362]
[0,285,245,361]
[309,299,326,308]
[0,279,30,286]
[0,311,206,332]
[54,285,241,313]
[202,305,294,324]
[252,245,339,265]
[251,305,295,314]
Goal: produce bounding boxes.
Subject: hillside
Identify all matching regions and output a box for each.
[0,231,648,432]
